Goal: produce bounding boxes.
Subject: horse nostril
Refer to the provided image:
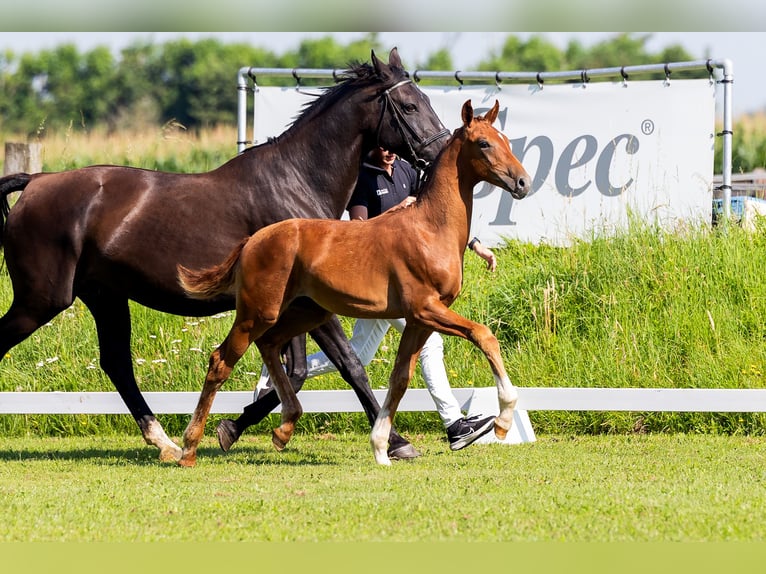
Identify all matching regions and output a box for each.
[517,176,529,191]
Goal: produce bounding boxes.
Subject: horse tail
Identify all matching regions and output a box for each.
[0,173,32,248]
[177,237,250,300]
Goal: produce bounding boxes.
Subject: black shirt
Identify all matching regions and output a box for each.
[348,158,420,218]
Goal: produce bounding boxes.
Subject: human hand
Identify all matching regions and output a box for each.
[473,242,497,272]
[389,195,417,213]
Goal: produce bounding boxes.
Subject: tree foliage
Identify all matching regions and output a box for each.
[0,32,712,137]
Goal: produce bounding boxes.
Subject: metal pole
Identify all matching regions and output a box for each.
[714,59,734,220]
[236,67,250,154]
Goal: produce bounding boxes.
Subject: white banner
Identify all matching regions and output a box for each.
[254,80,715,245]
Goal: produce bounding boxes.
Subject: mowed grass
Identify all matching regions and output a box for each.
[0,432,764,542]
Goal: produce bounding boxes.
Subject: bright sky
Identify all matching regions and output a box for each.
[1,31,763,116]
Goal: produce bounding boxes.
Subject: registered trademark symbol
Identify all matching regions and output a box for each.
[641,119,655,135]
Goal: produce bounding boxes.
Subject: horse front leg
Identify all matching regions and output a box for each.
[371,326,430,466]
[80,292,183,462]
[257,342,304,451]
[415,304,518,441]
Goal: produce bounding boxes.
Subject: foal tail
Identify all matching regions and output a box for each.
[177,237,250,300]
[0,173,32,248]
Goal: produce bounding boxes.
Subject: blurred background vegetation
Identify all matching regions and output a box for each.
[1,32,763,174]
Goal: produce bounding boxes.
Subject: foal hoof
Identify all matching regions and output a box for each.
[388,443,421,461]
[216,419,240,452]
[271,428,290,452]
[493,421,508,441]
[178,453,197,468]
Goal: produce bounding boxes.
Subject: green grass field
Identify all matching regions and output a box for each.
[0,433,764,542]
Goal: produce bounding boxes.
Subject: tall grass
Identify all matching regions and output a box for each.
[481,220,766,435]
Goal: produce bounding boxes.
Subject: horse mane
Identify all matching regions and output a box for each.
[243,60,408,152]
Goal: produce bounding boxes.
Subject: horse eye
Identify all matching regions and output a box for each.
[403,103,417,113]
[478,139,491,149]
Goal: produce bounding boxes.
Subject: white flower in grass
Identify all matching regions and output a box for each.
[152,359,167,364]
[136,358,147,365]
[189,347,204,353]
[35,356,59,369]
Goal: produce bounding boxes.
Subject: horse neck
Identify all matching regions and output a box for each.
[222,104,368,220]
[416,137,477,247]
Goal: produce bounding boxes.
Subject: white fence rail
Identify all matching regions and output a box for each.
[2,388,766,414]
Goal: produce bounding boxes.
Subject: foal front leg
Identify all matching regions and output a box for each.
[371,327,430,466]
[417,304,518,440]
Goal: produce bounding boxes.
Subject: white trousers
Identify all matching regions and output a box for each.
[255,318,464,428]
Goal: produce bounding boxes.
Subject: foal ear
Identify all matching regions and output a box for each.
[484,100,500,124]
[461,100,474,126]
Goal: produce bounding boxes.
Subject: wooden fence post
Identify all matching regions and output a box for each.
[3,142,42,175]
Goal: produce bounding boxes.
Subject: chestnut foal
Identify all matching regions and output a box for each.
[178,99,530,466]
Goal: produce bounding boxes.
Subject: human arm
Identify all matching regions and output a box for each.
[467,237,496,272]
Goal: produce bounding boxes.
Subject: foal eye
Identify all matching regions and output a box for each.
[478,140,491,149]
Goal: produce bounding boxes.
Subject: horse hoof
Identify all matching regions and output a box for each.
[493,422,508,441]
[216,419,240,452]
[271,429,288,452]
[159,444,183,463]
[388,443,421,460]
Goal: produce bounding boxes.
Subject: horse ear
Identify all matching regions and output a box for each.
[484,100,500,124]
[388,47,402,69]
[461,100,474,126]
[371,49,392,80]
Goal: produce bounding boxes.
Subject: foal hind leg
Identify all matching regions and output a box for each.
[216,335,307,451]
[180,324,254,467]
[257,341,305,451]
[80,292,182,462]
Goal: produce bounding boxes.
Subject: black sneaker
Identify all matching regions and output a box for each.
[446,414,495,451]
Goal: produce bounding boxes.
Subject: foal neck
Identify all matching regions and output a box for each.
[415,133,476,239]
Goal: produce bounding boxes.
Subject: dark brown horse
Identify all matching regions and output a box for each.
[0,48,448,462]
[177,99,530,466]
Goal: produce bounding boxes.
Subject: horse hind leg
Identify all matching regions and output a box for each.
[0,300,61,357]
[80,292,182,462]
[180,324,254,467]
